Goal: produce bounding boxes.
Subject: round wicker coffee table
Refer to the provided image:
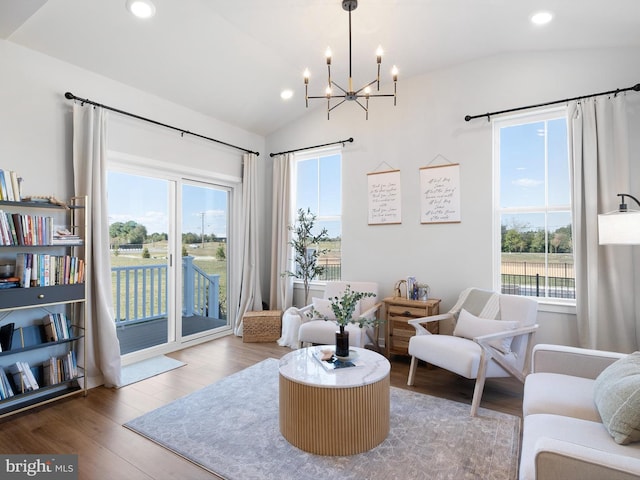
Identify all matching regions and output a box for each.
[278,346,390,456]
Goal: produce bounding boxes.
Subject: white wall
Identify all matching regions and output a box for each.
[266,47,640,346]
[0,39,264,196]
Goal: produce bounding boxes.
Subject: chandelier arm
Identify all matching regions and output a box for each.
[354,79,379,95]
[308,94,346,100]
[353,99,368,112]
[331,80,349,95]
[357,93,395,99]
[328,99,348,112]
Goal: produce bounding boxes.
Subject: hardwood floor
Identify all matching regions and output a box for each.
[0,335,523,479]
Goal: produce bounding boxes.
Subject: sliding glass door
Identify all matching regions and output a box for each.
[107,169,232,358]
[180,182,229,339]
[108,171,172,355]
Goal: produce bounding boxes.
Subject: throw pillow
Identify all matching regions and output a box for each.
[453,309,518,353]
[593,351,640,445]
[312,298,336,320]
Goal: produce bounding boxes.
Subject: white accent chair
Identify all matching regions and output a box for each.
[297,281,382,349]
[407,287,538,416]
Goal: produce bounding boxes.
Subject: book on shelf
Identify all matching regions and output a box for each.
[12,253,84,287]
[43,351,77,386]
[0,323,14,351]
[42,313,71,342]
[52,226,82,245]
[312,347,364,371]
[8,361,39,393]
[10,325,44,350]
[0,368,15,399]
[14,253,31,288]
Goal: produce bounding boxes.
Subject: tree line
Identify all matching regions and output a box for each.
[502,224,572,253]
[109,221,219,246]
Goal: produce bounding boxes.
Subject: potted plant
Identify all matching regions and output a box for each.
[317,285,378,357]
[283,208,329,305]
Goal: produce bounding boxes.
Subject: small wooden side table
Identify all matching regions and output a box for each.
[383,297,441,357]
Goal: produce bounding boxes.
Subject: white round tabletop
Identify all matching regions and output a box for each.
[278,345,390,388]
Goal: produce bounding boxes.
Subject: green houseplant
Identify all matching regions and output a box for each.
[283,208,330,305]
[315,285,378,357]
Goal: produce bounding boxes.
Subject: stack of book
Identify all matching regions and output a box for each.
[52,227,82,245]
[42,313,72,342]
[43,352,77,386]
[0,170,21,202]
[0,277,19,290]
[0,369,14,399]
[8,361,39,393]
[15,253,85,288]
[0,211,53,246]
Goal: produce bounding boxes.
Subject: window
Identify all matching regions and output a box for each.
[294,148,342,281]
[493,109,575,301]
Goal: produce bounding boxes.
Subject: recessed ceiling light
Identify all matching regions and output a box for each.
[531,11,553,26]
[281,89,294,100]
[126,0,156,19]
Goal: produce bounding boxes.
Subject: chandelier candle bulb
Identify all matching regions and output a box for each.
[325,47,332,65]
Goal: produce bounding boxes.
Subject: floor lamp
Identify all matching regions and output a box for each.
[598,194,640,245]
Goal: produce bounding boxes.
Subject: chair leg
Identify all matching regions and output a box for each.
[407,356,418,386]
[470,351,489,417]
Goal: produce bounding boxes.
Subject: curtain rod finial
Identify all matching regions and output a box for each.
[64,92,75,100]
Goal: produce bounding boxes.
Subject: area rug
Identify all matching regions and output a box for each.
[119,355,186,387]
[124,358,521,480]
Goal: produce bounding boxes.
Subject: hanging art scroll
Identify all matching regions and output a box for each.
[367,169,401,225]
[419,163,461,224]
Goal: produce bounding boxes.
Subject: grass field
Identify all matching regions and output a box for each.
[110,241,228,319]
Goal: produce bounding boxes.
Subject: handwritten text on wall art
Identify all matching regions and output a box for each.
[419,164,461,224]
[367,170,402,225]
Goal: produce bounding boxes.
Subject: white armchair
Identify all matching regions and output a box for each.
[296,281,382,349]
[407,287,538,416]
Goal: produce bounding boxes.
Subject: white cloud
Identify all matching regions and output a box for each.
[512,178,543,188]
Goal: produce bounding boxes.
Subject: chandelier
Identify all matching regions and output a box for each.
[303,0,398,120]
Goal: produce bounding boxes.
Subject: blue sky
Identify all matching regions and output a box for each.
[499,117,571,233]
[296,153,342,238]
[107,172,228,237]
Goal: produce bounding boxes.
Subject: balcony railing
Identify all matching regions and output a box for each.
[111,256,220,326]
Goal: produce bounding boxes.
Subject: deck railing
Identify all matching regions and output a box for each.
[112,256,220,326]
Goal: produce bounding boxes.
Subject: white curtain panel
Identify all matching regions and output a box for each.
[234,153,263,335]
[569,95,639,352]
[72,104,122,387]
[268,153,293,310]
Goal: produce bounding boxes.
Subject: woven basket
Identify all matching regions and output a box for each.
[243,310,282,343]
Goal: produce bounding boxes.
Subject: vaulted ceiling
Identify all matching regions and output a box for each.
[2,0,640,136]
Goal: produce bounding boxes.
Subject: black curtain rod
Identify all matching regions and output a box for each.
[269,137,354,157]
[464,82,640,122]
[64,92,259,156]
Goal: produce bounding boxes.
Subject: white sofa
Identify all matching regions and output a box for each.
[520,344,640,480]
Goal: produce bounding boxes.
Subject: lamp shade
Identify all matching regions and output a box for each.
[598,210,640,245]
